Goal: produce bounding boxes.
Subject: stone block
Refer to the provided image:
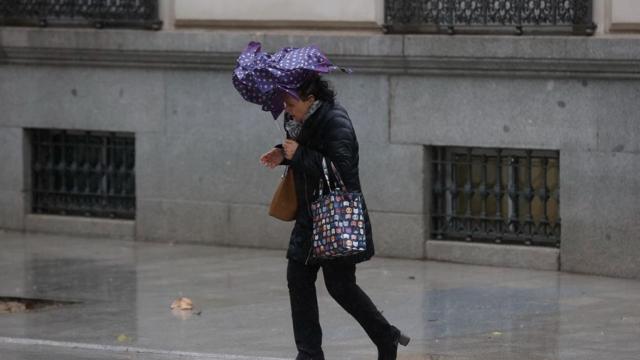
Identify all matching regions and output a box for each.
[330,74,390,145]
[135,132,168,199]
[164,70,267,137]
[404,35,640,61]
[0,127,23,191]
[226,203,293,250]
[390,76,600,151]
[405,35,564,59]
[0,66,164,133]
[24,214,134,239]
[0,191,25,231]
[426,240,559,271]
[591,80,640,154]
[136,198,229,244]
[368,211,426,259]
[359,143,424,213]
[560,150,640,279]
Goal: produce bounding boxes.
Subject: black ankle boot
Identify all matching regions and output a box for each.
[295,351,324,360]
[377,326,410,360]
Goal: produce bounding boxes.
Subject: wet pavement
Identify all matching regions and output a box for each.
[1,230,640,360]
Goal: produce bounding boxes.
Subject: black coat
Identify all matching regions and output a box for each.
[278,101,374,265]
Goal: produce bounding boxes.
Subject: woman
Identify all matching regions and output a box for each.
[235,42,408,360]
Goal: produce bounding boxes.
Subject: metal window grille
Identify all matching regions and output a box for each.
[0,0,161,29]
[431,147,560,247]
[31,129,136,220]
[385,0,595,35]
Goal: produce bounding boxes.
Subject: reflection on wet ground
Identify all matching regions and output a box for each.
[1,231,640,360]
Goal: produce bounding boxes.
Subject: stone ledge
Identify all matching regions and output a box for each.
[1,27,640,78]
[25,214,135,240]
[426,240,559,271]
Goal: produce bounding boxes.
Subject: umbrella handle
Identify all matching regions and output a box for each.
[272,115,287,140]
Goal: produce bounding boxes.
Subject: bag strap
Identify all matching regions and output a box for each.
[318,157,347,197]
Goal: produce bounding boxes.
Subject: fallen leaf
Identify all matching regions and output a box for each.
[170,297,193,310]
[116,334,131,342]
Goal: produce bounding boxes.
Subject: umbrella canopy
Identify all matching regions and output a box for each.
[232,41,348,119]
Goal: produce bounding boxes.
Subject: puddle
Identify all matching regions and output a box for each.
[0,296,80,314]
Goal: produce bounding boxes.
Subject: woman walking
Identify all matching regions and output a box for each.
[234,42,409,360]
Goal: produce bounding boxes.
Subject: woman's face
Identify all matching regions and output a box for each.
[283,93,315,122]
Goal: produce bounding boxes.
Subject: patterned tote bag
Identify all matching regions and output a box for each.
[311,158,367,259]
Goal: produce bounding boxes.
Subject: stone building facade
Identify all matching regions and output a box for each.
[1,0,639,278]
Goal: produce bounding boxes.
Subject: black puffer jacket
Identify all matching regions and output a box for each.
[278,101,374,265]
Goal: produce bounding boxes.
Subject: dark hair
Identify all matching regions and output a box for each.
[298,73,336,104]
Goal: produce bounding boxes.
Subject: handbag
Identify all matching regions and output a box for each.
[268,166,297,221]
[311,158,367,259]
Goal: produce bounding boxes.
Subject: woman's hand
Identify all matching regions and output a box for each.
[260,148,284,169]
[283,139,299,160]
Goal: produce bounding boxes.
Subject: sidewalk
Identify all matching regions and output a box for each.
[1,230,639,360]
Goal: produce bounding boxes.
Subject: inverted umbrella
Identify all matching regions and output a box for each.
[232,41,349,119]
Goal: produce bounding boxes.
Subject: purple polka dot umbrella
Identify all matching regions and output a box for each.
[232,41,350,119]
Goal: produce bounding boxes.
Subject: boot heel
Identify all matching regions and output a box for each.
[398,333,410,346]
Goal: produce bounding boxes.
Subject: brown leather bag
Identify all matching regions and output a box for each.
[269,167,297,221]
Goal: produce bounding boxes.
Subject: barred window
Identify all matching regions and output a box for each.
[384,0,595,35]
[0,0,161,30]
[30,129,135,220]
[431,147,560,247]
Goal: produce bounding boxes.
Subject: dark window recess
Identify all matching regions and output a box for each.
[0,0,161,30]
[31,129,135,220]
[384,0,596,35]
[431,147,560,247]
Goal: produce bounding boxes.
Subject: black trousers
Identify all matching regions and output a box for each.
[287,259,394,360]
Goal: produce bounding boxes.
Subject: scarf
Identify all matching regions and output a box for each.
[285,100,322,140]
